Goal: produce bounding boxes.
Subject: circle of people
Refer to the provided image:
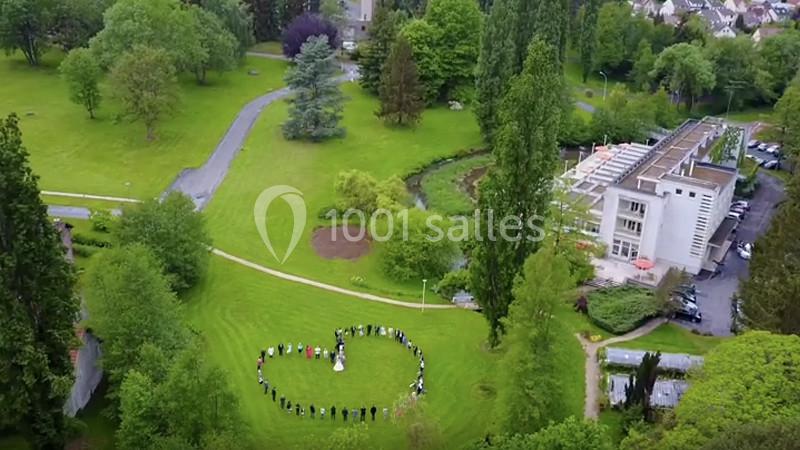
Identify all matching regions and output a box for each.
[254,324,427,423]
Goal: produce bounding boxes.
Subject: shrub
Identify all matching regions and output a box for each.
[72,243,99,258]
[380,210,459,282]
[90,209,115,232]
[435,269,470,300]
[72,233,113,248]
[588,286,659,334]
[281,14,338,58]
[334,170,406,214]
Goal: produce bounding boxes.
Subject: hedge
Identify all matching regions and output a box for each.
[588,286,659,334]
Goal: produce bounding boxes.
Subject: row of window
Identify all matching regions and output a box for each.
[675,188,697,198]
[611,239,639,261]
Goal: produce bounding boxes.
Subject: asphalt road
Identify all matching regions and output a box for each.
[163,63,359,210]
[681,172,785,336]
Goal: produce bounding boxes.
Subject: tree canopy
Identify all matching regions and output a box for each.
[377,35,425,126]
[0,114,79,448]
[651,43,715,111]
[59,47,103,118]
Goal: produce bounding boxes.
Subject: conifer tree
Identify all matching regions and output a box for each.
[283,35,345,141]
[359,7,408,95]
[0,114,79,448]
[470,39,566,345]
[377,36,424,126]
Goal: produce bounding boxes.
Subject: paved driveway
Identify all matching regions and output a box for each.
[679,172,785,336]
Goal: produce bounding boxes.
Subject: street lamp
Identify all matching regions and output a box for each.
[599,71,608,101]
[422,279,427,312]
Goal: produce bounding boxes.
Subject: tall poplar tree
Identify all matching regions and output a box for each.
[578,0,601,82]
[470,39,566,345]
[474,0,516,144]
[0,114,79,448]
[740,171,800,334]
[534,0,569,63]
[377,35,425,126]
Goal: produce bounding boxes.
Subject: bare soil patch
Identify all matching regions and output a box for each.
[311,225,371,260]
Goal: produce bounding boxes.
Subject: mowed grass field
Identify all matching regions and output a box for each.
[183,257,498,448]
[420,153,493,216]
[203,83,483,300]
[0,52,287,199]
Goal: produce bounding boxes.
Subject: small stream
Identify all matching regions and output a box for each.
[405,147,588,210]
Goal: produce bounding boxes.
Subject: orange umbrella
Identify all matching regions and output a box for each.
[633,258,655,271]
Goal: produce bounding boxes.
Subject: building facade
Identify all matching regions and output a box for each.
[564,118,740,277]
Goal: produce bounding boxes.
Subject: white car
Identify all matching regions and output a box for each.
[737,246,752,260]
[732,200,750,210]
[766,145,781,155]
[757,143,769,151]
[728,211,743,221]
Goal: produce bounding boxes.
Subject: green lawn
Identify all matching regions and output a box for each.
[251,41,284,55]
[203,82,483,301]
[564,58,627,108]
[0,51,287,199]
[617,323,724,355]
[41,194,132,210]
[420,153,493,216]
[183,256,499,448]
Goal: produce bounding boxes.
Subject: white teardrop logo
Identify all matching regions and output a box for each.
[253,185,307,264]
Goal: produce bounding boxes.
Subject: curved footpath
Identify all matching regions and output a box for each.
[212,248,455,310]
[577,318,668,420]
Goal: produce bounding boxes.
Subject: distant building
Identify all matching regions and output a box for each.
[752,26,786,43]
[631,0,663,16]
[562,118,741,278]
[608,374,690,408]
[342,0,374,47]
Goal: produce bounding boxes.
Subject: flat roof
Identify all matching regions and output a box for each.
[618,119,722,193]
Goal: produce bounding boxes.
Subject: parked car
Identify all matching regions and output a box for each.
[736,241,753,260]
[766,145,781,155]
[673,296,702,322]
[763,160,780,170]
[757,143,769,151]
[672,289,697,304]
[728,211,743,221]
[748,140,760,149]
[732,200,750,210]
[730,206,747,216]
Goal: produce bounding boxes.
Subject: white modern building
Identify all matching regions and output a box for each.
[563,118,741,282]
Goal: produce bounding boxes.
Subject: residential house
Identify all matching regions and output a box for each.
[660,0,707,17]
[342,0,374,47]
[752,26,786,43]
[631,0,663,15]
[743,3,780,28]
[724,0,748,13]
[712,22,738,37]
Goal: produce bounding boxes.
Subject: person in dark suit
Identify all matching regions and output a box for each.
[295,404,300,416]
[280,396,286,408]
[331,406,336,420]
[370,405,377,421]
[342,407,349,422]
[360,407,366,421]
[310,404,316,418]
[278,343,284,356]
[272,387,277,401]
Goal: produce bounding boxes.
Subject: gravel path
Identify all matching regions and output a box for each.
[577,318,668,420]
[212,248,456,310]
[47,205,122,219]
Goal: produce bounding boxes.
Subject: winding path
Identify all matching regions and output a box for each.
[577,318,668,420]
[212,248,455,310]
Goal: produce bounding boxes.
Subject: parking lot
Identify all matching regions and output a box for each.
[678,172,786,336]
[744,140,790,172]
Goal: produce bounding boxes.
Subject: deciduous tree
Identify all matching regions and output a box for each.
[401,19,443,103]
[578,0,601,82]
[117,192,211,292]
[203,0,255,59]
[470,39,566,345]
[475,0,515,144]
[111,46,179,141]
[759,29,800,97]
[658,332,800,449]
[59,47,103,118]
[497,251,574,433]
[282,35,345,140]
[0,114,79,448]
[651,43,715,112]
[377,35,424,126]
[469,417,614,449]
[629,39,655,92]
[0,0,57,65]
[189,5,239,84]
[281,12,337,58]
[89,0,204,71]
[85,244,187,409]
[739,171,800,333]
[773,76,800,162]
[380,210,459,282]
